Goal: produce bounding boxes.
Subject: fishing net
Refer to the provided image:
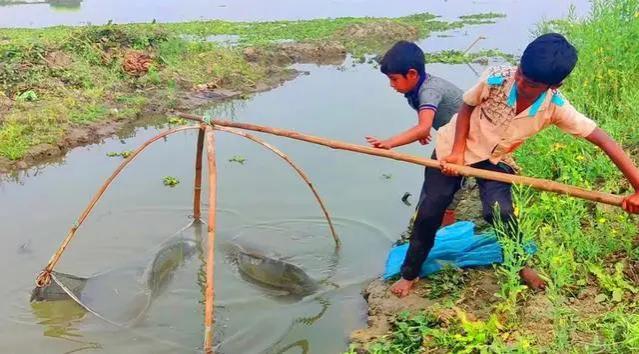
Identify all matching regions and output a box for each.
[31,221,202,328]
[29,217,341,353]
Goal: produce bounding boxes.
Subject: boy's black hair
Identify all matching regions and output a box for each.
[520,32,577,86]
[380,41,425,77]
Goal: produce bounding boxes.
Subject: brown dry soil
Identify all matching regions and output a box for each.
[0,41,350,174]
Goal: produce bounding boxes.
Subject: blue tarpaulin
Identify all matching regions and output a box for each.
[384,221,514,280]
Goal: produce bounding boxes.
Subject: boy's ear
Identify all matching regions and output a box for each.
[406,68,420,79]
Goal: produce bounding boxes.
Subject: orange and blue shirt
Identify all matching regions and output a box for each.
[435,65,597,170]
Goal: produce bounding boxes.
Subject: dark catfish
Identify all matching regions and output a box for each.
[235,243,319,296]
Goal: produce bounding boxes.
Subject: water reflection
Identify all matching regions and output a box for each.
[275,339,310,354]
[30,300,102,353]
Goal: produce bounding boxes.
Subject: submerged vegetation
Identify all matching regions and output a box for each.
[348,0,639,352]
[0,12,506,166]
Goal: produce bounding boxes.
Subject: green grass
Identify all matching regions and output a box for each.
[347,309,532,354]
[349,1,639,352]
[0,120,30,160]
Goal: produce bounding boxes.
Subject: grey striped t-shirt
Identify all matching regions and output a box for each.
[405,74,464,130]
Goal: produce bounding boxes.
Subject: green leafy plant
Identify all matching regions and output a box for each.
[366,311,439,353]
[425,264,468,300]
[590,262,638,302]
[162,176,180,187]
[17,90,38,102]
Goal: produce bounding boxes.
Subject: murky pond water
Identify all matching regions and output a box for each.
[0,1,590,353]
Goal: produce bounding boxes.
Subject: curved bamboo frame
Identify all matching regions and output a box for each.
[35,122,338,353]
[35,126,200,288]
[213,125,340,248]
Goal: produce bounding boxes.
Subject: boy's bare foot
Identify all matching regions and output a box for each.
[390,277,418,298]
[519,267,546,291]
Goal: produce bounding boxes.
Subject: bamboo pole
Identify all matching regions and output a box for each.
[193,126,206,220]
[463,35,486,54]
[203,126,217,354]
[213,125,340,248]
[35,126,200,288]
[177,113,625,207]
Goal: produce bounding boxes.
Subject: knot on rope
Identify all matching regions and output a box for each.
[35,270,52,288]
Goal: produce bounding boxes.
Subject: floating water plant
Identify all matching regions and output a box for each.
[162,176,180,187]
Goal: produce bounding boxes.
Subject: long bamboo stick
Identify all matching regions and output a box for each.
[36,126,200,288]
[177,112,625,207]
[213,125,340,248]
[193,126,206,220]
[203,126,217,354]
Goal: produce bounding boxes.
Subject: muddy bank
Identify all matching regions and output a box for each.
[348,194,639,352]
[350,269,501,348]
[0,20,424,174]
[0,41,339,174]
[0,67,299,174]
[349,183,489,347]
[348,267,621,351]
[1,12,510,174]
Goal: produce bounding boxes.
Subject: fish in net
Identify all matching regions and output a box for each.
[31,222,202,328]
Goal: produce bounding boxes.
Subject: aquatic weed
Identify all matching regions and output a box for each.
[106,150,133,158]
[228,155,246,164]
[162,176,180,187]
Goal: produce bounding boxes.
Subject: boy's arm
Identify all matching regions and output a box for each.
[585,128,639,213]
[366,109,435,149]
[440,103,474,176]
[439,67,491,175]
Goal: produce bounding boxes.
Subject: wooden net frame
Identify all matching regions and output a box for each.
[35,122,340,353]
[35,112,627,352]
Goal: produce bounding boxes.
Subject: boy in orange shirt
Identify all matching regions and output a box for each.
[389,33,639,297]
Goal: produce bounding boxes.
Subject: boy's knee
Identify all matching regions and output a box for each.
[416,194,452,220]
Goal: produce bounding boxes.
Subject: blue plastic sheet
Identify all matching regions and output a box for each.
[384,221,511,280]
